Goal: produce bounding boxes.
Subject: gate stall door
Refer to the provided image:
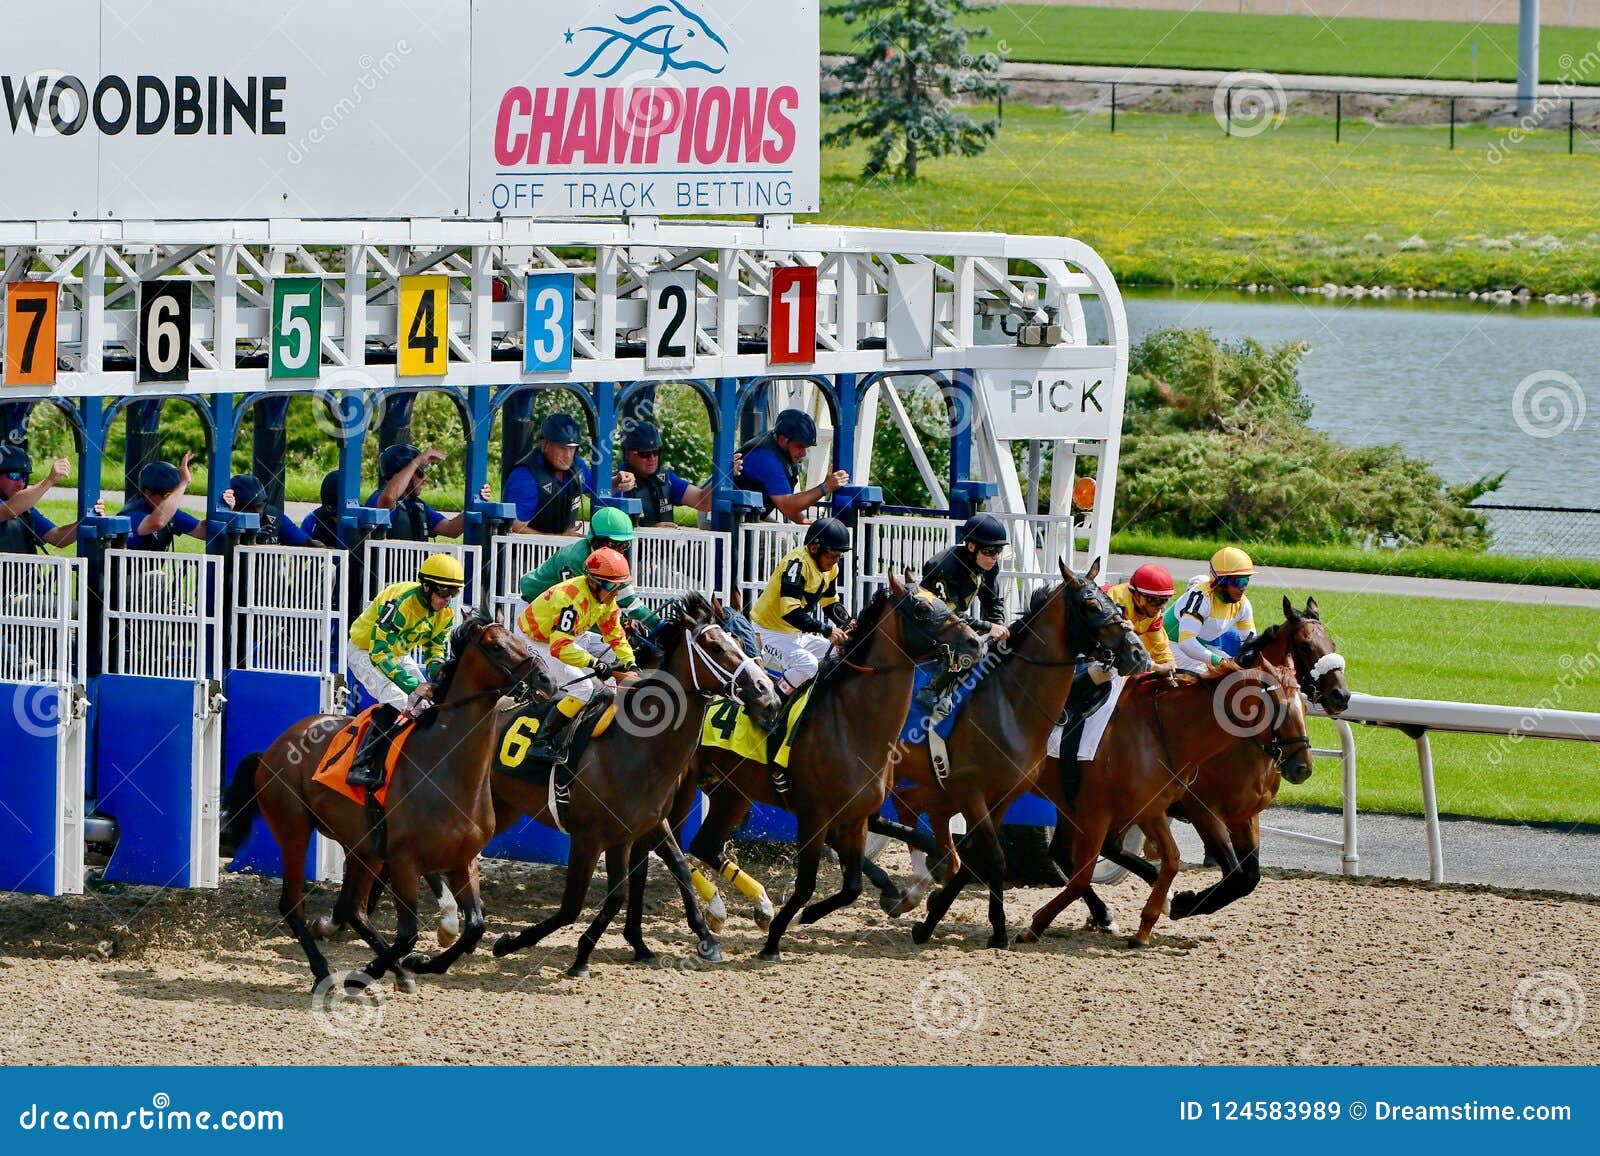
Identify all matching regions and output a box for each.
[355,540,481,712]
[0,556,88,895]
[855,514,959,606]
[225,546,347,881]
[95,550,223,888]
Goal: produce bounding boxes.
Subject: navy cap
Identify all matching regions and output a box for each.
[138,460,182,493]
[379,443,421,481]
[541,412,583,446]
[0,444,32,475]
[228,474,266,510]
[622,420,662,452]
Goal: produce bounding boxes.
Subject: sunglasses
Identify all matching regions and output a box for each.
[631,449,660,459]
[2,471,26,483]
[1217,577,1251,589]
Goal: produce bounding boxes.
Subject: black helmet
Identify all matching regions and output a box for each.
[540,412,584,446]
[319,469,341,508]
[960,512,1008,549]
[773,408,817,446]
[138,460,182,493]
[228,474,266,511]
[622,420,662,453]
[378,443,420,481]
[0,444,32,476]
[804,517,852,554]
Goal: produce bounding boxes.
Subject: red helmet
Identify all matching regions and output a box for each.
[1130,564,1175,598]
[585,547,631,583]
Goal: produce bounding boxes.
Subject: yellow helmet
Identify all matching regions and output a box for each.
[1209,546,1255,578]
[418,553,466,589]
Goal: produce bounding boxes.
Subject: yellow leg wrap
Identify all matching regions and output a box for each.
[556,695,585,718]
[690,870,719,903]
[720,862,768,902]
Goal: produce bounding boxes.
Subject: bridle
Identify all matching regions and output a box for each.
[1247,622,1348,707]
[1009,585,1139,671]
[683,620,767,699]
[839,590,968,676]
[433,620,546,712]
[1244,674,1313,770]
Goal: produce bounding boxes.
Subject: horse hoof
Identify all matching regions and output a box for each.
[1125,937,1149,950]
[632,948,658,965]
[1169,892,1196,920]
[394,971,418,994]
[704,909,725,934]
[910,922,933,945]
[342,971,375,995]
[987,933,1009,950]
[879,890,904,918]
[697,941,724,964]
[754,899,774,932]
[491,934,518,958]
[436,922,458,949]
[401,952,433,973]
[756,948,782,963]
[1015,929,1040,945]
[566,964,590,979]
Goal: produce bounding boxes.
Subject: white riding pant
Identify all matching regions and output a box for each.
[1046,672,1128,761]
[349,647,424,712]
[758,628,833,693]
[530,644,600,705]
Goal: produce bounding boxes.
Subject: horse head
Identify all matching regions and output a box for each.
[886,569,986,678]
[1059,558,1148,676]
[567,2,729,79]
[447,613,552,702]
[668,591,782,729]
[1213,660,1314,784]
[1281,595,1350,715]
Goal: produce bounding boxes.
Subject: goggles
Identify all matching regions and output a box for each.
[1215,576,1251,590]
[2,471,27,483]
[590,577,626,594]
[421,581,460,600]
[975,544,1005,558]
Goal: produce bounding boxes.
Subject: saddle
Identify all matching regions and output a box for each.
[493,694,616,833]
[1055,670,1112,812]
[699,686,810,808]
[311,707,417,809]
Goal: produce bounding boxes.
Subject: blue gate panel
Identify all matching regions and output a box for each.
[97,674,200,887]
[1003,792,1056,826]
[0,682,69,895]
[223,669,323,878]
[484,817,569,866]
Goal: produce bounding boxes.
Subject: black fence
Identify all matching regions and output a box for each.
[1470,503,1600,559]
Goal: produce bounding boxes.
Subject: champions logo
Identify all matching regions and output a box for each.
[565,1,728,78]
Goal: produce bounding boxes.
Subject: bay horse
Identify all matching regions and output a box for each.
[1086,595,1350,922]
[685,570,988,962]
[222,615,553,991]
[1022,658,1312,947]
[489,591,784,977]
[889,560,1150,948]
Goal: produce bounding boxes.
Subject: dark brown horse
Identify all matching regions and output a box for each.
[1087,596,1350,923]
[1022,658,1312,947]
[889,560,1150,948]
[684,571,987,961]
[489,592,784,977]
[222,616,553,991]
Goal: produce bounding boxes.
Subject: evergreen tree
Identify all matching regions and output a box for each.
[823,0,1007,181]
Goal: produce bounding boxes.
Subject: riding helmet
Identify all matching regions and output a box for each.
[588,506,635,543]
[418,553,466,589]
[378,443,421,481]
[228,474,266,511]
[773,408,817,446]
[138,460,182,493]
[960,512,1008,548]
[0,444,32,476]
[622,420,663,453]
[1129,563,1175,598]
[585,546,632,582]
[804,516,852,554]
[540,412,584,447]
[1209,546,1255,578]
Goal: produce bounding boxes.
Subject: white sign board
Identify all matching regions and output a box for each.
[885,263,935,361]
[646,270,699,369]
[0,0,816,222]
[977,369,1115,442]
[469,0,819,218]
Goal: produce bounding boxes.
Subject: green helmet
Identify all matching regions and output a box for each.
[589,506,634,543]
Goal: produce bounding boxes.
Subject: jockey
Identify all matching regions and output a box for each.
[920,512,1010,643]
[751,517,853,698]
[345,552,465,789]
[1170,547,1258,673]
[518,505,661,659]
[1107,564,1177,674]
[518,547,640,766]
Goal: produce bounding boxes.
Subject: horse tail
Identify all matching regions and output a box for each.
[220,754,264,848]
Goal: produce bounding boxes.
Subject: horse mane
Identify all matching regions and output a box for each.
[811,586,891,692]
[427,612,487,709]
[1236,623,1280,665]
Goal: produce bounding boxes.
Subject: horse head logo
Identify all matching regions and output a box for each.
[566,1,730,79]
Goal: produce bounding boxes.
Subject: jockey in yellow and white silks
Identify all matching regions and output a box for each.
[1170,546,1258,674]
[750,517,854,697]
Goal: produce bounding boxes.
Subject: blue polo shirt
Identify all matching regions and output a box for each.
[739,444,797,508]
[365,491,446,542]
[118,498,201,551]
[503,460,595,524]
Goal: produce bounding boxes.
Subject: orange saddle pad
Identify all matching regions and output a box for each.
[310,707,416,808]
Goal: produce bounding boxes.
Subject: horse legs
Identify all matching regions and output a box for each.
[1130,815,1184,947]
[621,840,658,965]
[689,791,771,931]
[650,823,723,963]
[492,837,601,961]
[968,813,1011,949]
[1019,811,1111,943]
[799,823,867,925]
[758,829,823,963]
[274,823,333,988]
[569,844,630,978]
[361,859,421,983]
[858,852,903,916]
[1047,823,1115,934]
[1168,806,1244,920]
[424,872,460,948]
[404,864,486,976]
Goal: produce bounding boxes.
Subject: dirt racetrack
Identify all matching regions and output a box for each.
[1,846,1595,1066]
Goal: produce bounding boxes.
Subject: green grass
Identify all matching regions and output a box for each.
[1272,588,1600,826]
[1112,532,1600,589]
[817,103,1600,295]
[823,5,1600,84]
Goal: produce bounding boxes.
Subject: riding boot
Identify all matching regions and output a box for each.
[526,695,585,766]
[347,704,401,790]
[1059,758,1088,813]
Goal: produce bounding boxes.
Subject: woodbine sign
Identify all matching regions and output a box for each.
[0,0,819,221]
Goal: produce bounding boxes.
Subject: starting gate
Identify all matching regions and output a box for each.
[487,533,574,627]
[364,539,482,608]
[224,546,348,881]
[855,515,961,606]
[95,550,223,889]
[0,556,88,895]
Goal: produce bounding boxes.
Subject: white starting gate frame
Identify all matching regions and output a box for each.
[364,540,483,608]
[0,556,88,896]
[488,532,575,628]
[855,514,960,606]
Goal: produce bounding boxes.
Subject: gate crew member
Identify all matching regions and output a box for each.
[1170,547,1257,673]
[735,408,849,523]
[506,413,634,536]
[225,474,310,546]
[300,470,343,548]
[369,444,487,543]
[345,552,465,789]
[0,446,102,553]
[920,512,1011,643]
[518,506,661,656]
[620,420,725,527]
[119,455,221,551]
[517,547,640,766]
[751,517,853,697]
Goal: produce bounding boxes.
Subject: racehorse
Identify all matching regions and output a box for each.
[222,615,553,991]
[490,591,784,977]
[1085,596,1350,923]
[1021,658,1312,947]
[890,560,1150,948]
[685,570,988,961]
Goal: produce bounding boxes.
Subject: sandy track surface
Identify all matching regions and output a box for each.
[1,848,1594,1066]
